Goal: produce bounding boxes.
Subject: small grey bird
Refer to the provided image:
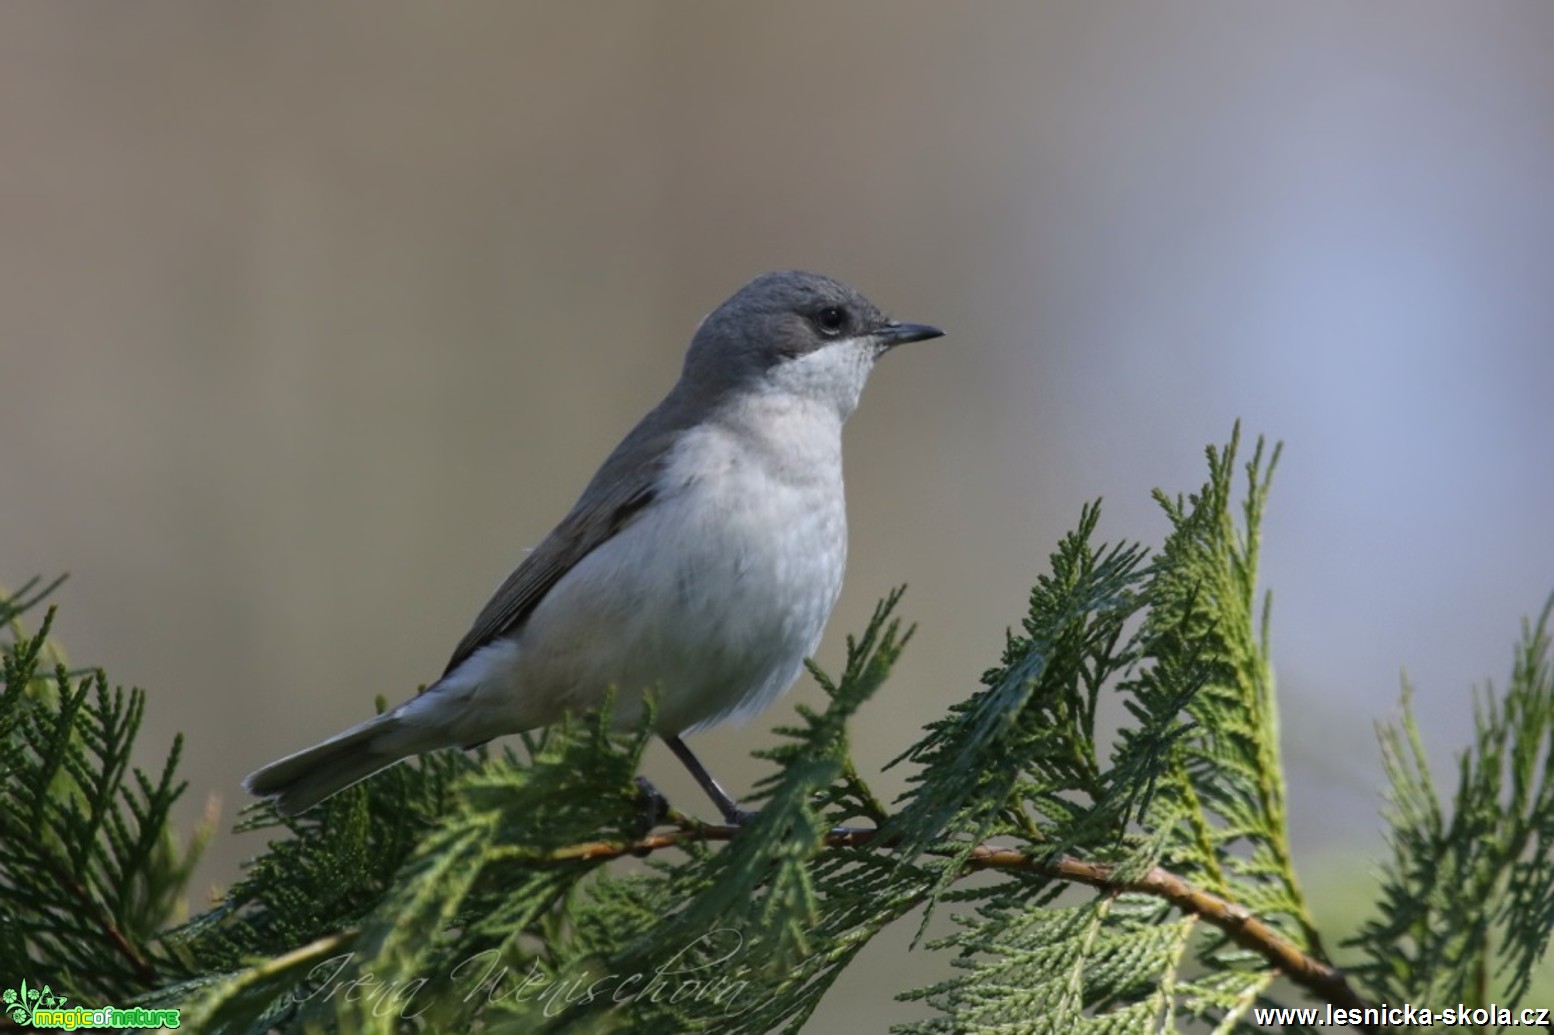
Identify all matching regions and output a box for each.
[245,270,942,820]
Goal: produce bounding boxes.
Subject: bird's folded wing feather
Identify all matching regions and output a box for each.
[441,431,675,675]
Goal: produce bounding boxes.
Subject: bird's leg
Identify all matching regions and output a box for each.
[662,734,757,826]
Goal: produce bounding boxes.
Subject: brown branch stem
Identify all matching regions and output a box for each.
[34,846,160,989]
[548,822,1391,1035]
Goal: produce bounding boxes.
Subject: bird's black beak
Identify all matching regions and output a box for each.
[876,321,945,349]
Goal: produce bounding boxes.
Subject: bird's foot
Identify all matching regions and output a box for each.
[632,776,672,831]
[718,803,759,827]
[825,823,880,842]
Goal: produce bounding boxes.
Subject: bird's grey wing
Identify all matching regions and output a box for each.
[441,436,672,676]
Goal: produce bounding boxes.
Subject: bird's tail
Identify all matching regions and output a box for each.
[243,708,442,816]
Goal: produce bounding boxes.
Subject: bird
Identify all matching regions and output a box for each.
[244,270,943,821]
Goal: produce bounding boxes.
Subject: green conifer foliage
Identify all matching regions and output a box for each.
[3,428,1550,1034]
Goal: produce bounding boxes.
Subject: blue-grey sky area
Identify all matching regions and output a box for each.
[4,4,1552,1027]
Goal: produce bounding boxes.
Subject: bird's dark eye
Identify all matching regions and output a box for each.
[815,306,847,336]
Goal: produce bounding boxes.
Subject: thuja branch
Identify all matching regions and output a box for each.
[31,848,161,988]
[958,847,1387,1034]
[544,822,1390,1035]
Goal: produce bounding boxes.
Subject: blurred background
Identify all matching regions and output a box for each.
[4,2,1553,1026]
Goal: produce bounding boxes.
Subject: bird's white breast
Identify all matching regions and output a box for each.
[478,397,850,735]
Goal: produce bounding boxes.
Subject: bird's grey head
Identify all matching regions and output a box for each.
[677,270,943,421]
